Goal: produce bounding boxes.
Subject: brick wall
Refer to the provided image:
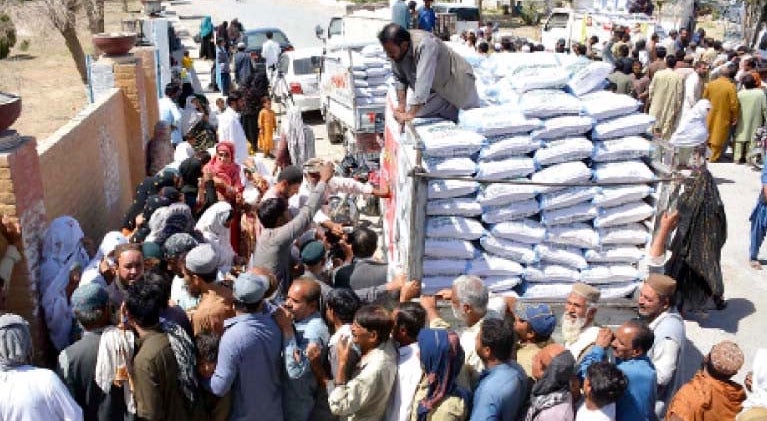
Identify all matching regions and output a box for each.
[37,88,135,241]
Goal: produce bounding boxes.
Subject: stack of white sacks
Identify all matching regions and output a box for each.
[352,44,393,106]
[419,52,658,299]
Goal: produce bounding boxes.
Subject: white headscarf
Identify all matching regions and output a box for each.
[0,314,31,374]
[40,216,89,293]
[79,231,128,288]
[195,201,235,270]
[742,349,767,411]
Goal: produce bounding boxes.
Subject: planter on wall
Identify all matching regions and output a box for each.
[92,32,137,56]
[0,92,21,132]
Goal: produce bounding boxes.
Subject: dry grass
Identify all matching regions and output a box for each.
[0,0,140,140]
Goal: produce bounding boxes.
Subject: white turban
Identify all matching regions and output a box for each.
[0,314,31,371]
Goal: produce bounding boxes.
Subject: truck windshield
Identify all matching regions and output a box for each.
[546,13,569,29]
[293,57,322,75]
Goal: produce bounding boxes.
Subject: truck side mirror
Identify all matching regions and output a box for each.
[315,25,325,40]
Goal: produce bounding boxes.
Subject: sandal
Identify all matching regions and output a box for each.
[750,260,763,270]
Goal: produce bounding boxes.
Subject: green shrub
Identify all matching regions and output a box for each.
[0,13,17,60]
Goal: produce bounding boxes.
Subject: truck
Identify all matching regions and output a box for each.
[540,0,694,52]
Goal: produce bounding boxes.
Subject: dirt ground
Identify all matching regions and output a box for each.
[0,0,140,140]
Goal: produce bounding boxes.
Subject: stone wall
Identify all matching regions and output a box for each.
[37,88,135,241]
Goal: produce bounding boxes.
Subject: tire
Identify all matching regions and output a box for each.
[326,118,343,144]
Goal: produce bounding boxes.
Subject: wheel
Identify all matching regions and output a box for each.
[326,118,343,144]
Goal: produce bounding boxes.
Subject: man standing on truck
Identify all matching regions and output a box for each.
[417,0,436,33]
[378,23,479,123]
[392,0,410,29]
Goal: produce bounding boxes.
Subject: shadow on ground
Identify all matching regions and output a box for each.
[9,54,35,61]
[695,297,755,333]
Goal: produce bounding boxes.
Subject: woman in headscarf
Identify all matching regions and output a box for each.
[179,157,204,211]
[410,328,470,421]
[189,95,218,152]
[199,16,215,60]
[242,71,270,153]
[145,201,196,246]
[79,231,128,288]
[203,142,243,203]
[41,260,82,351]
[121,169,179,235]
[180,96,203,143]
[739,349,767,420]
[525,344,576,421]
[195,201,236,274]
[0,314,83,419]
[131,194,172,243]
[40,216,90,296]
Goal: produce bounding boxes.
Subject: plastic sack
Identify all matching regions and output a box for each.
[480,235,538,265]
[459,106,543,136]
[594,201,655,227]
[567,61,614,96]
[425,238,477,259]
[482,199,540,223]
[534,264,581,283]
[477,182,538,207]
[352,70,367,79]
[490,219,546,244]
[427,198,483,217]
[591,113,656,140]
[585,246,644,263]
[541,202,598,226]
[423,157,477,177]
[592,185,653,208]
[580,264,640,284]
[532,161,593,193]
[468,253,525,277]
[580,91,641,120]
[670,99,711,147]
[418,124,486,158]
[422,276,458,294]
[533,136,594,167]
[428,179,480,199]
[485,276,523,293]
[592,137,653,162]
[545,223,600,249]
[479,135,542,161]
[426,216,486,240]
[593,161,655,184]
[423,259,470,276]
[598,223,650,245]
[531,116,595,141]
[476,157,536,180]
[519,89,583,118]
[535,243,588,269]
[510,67,571,92]
[488,52,560,79]
[539,187,598,211]
[365,67,388,78]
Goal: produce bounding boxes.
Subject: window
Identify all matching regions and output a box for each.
[546,13,569,29]
[292,57,322,75]
[329,18,343,38]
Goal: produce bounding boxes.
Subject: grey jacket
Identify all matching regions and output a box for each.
[390,30,478,109]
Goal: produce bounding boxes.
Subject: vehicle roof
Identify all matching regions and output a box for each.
[284,47,324,58]
[244,28,289,34]
[433,2,478,9]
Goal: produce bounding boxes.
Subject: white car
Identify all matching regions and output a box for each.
[276,48,323,113]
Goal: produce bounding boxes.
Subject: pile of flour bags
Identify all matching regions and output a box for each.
[350,44,393,106]
[419,51,659,299]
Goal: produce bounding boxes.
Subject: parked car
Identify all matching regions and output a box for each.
[243,28,294,66]
[273,48,323,113]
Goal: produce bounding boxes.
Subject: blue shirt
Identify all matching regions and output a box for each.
[761,158,767,185]
[470,361,527,421]
[205,311,284,421]
[283,312,330,421]
[418,7,436,32]
[392,0,410,29]
[578,346,657,421]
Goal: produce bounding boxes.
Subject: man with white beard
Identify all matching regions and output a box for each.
[562,282,601,362]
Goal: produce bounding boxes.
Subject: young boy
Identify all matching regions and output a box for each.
[258,96,276,159]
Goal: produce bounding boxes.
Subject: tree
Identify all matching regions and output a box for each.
[744,0,767,48]
[41,0,88,84]
[82,0,104,34]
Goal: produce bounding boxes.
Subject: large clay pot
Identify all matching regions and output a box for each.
[92,32,137,56]
[0,92,21,132]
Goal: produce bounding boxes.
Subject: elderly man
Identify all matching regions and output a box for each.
[666,341,747,420]
[203,271,283,420]
[379,23,479,123]
[184,243,234,336]
[274,277,330,421]
[1,314,83,419]
[562,282,601,362]
[704,63,739,162]
[421,275,497,390]
[637,274,686,418]
[579,320,657,421]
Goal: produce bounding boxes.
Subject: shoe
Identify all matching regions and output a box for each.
[750,260,763,270]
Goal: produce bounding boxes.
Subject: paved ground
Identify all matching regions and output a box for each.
[166,0,767,383]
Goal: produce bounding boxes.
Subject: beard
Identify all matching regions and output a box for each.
[452,303,467,326]
[561,315,587,345]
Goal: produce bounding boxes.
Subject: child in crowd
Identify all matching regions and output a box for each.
[258,96,277,159]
